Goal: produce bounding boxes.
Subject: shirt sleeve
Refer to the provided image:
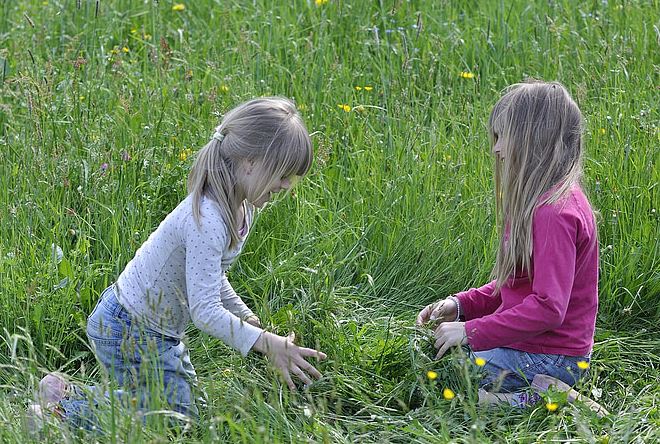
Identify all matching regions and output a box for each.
[219,274,256,320]
[455,280,500,320]
[465,205,577,351]
[183,209,262,356]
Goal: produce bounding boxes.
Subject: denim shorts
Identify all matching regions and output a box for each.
[60,284,199,429]
[473,347,590,393]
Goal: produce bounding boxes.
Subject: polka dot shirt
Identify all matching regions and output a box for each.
[116,195,262,356]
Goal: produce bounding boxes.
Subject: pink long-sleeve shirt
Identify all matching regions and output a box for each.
[456,185,598,356]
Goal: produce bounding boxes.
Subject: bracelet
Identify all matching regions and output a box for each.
[448,296,461,322]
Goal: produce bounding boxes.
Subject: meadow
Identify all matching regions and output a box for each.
[0,0,658,442]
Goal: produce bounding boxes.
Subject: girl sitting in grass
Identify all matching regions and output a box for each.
[29,97,327,430]
[417,81,605,411]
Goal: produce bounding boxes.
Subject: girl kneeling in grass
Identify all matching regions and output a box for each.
[30,97,327,430]
[417,81,605,412]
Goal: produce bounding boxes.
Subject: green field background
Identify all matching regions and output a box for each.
[0,1,658,442]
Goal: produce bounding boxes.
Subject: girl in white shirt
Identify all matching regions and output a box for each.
[30,97,326,430]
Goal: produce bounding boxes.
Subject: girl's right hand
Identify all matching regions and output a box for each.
[416,298,458,326]
[252,331,327,391]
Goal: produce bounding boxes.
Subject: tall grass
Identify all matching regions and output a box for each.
[0,0,658,442]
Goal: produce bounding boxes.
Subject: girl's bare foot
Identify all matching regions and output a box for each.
[531,374,609,417]
[26,373,69,433]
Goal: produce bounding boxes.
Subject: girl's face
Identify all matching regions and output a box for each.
[492,133,505,161]
[238,160,297,208]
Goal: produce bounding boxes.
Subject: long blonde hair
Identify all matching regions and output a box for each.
[187,97,312,248]
[489,81,585,292]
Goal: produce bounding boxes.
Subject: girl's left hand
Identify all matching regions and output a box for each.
[245,315,261,328]
[433,322,468,359]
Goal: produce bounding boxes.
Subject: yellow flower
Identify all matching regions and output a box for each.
[143,33,152,41]
[426,370,438,380]
[79,95,85,101]
[130,28,137,34]
[315,0,329,6]
[577,361,590,370]
[460,71,475,79]
[442,388,455,400]
[337,104,351,112]
[297,103,308,112]
[178,148,193,162]
[172,3,185,12]
[546,402,559,412]
[599,128,606,135]
[364,86,373,91]
[354,86,362,91]
[219,84,230,93]
[474,357,486,367]
[122,46,130,53]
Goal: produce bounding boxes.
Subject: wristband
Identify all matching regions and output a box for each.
[448,296,461,322]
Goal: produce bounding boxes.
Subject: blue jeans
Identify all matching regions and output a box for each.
[60,284,199,430]
[473,347,590,393]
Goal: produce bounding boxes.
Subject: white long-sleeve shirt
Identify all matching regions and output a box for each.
[116,194,262,356]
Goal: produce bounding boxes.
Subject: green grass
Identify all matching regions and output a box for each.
[1,0,658,442]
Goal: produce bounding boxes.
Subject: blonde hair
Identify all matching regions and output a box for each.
[489,81,585,292]
[187,97,312,248]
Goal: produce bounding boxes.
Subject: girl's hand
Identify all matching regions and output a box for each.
[244,315,261,328]
[252,332,327,391]
[433,322,468,359]
[416,298,458,326]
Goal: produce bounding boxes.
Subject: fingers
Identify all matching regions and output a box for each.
[435,342,450,360]
[416,304,433,326]
[287,331,296,342]
[290,365,313,386]
[282,369,296,392]
[297,346,327,360]
[296,357,322,380]
[429,301,445,321]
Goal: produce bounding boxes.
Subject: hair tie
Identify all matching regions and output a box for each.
[212,131,225,143]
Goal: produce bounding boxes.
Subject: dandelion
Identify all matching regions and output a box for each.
[577,361,590,370]
[143,33,152,41]
[79,96,85,102]
[474,357,486,367]
[130,27,137,34]
[122,46,130,53]
[545,402,559,412]
[355,86,362,91]
[297,103,308,112]
[337,104,351,112]
[315,0,329,6]
[364,86,373,91]
[599,128,606,135]
[443,388,455,400]
[172,3,185,11]
[219,84,230,94]
[178,148,193,162]
[426,370,438,380]
[459,71,475,79]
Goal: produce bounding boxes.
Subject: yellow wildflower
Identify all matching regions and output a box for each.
[545,402,559,412]
[122,46,130,53]
[297,103,308,112]
[364,86,373,91]
[315,0,329,6]
[219,84,230,93]
[172,4,185,12]
[143,33,152,40]
[130,28,137,34]
[178,148,193,162]
[599,128,606,135]
[79,96,85,101]
[426,370,438,380]
[355,86,362,91]
[338,104,351,112]
[460,71,475,79]
[442,388,455,400]
[577,361,590,370]
[474,357,486,367]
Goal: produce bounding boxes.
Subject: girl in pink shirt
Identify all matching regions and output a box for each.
[417,81,599,407]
